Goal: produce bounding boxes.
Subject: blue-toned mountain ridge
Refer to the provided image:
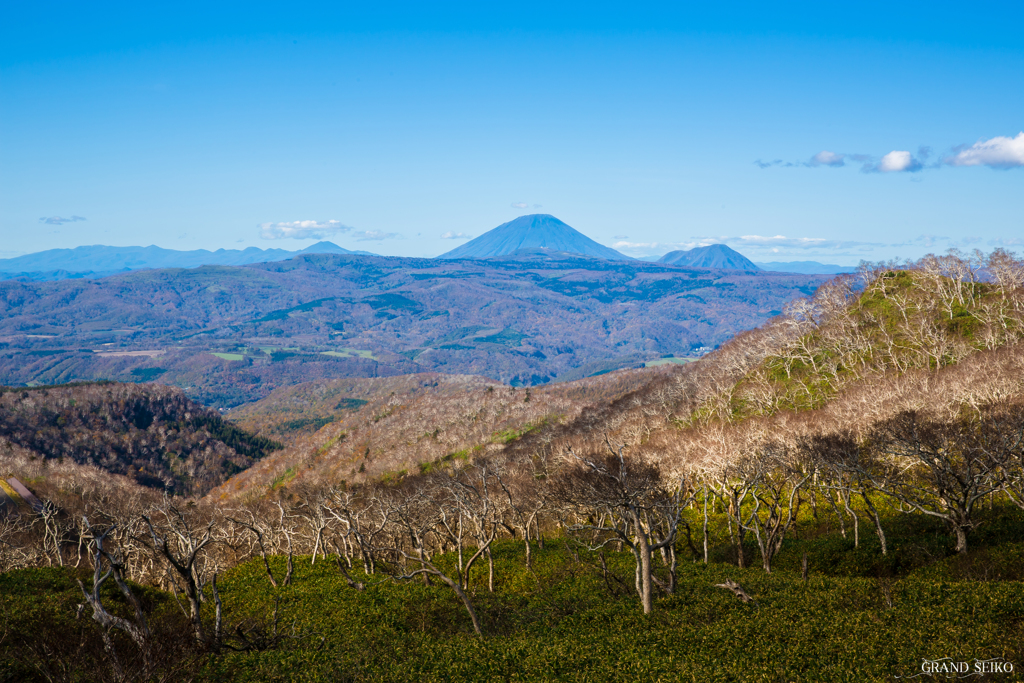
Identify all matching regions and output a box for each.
[658,244,760,270]
[0,241,372,281]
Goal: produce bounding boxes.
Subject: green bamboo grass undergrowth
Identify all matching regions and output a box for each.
[3,506,1024,682]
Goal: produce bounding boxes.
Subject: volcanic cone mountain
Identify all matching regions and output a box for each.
[439,214,630,260]
[658,244,760,271]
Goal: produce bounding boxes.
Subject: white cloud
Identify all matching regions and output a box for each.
[40,215,86,225]
[946,132,1024,169]
[990,237,1024,247]
[354,230,400,241]
[874,150,922,173]
[441,231,472,240]
[260,220,352,240]
[809,151,845,167]
[511,202,528,209]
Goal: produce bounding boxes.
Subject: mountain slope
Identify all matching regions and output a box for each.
[0,241,374,281]
[658,244,760,270]
[0,382,280,495]
[505,250,1024,476]
[440,214,630,260]
[212,366,669,499]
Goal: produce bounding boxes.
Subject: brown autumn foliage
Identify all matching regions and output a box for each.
[0,382,280,496]
[209,366,675,500]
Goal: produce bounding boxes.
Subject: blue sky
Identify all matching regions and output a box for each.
[2,1,1022,265]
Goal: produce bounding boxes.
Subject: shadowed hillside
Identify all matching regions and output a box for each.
[0,382,279,496]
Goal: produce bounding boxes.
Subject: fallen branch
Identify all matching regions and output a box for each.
[714,579,757,605]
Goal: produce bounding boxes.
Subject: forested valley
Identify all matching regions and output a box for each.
[3,249,1024,682]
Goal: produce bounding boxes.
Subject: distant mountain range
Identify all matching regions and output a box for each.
[658,244,760,270]
[0,241,374,281]
[440,214,631,261]
[648,246,854,275]
[754,261,857,275]
[1,215,857,283]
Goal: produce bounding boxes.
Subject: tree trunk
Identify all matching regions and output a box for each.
[861,491,888,555]
[955,525,969,554]
[702,488,709,564]
[437,571,482,636]
[523,517,533,570]
[632,509,653,614]
[486,547,494,593]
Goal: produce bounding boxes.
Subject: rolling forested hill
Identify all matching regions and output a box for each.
[0,252,826,407]
[211,365,672,499]
[0,382,279,496]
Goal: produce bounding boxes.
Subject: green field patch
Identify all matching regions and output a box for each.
[438,343,475,351]
[474,328,528,347]
[253,297,337,323]
[361,293,422,311]
[321,348,376,359]
[644,356,696,367]
[434,325,491,344]
[211,352,246,361]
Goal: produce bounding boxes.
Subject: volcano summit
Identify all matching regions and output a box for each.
[439,214,630,261]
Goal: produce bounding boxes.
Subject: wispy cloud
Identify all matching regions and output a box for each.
[990,237,1024,247]
[765,133,1024,175]
[511,202,529,209]
[441,231,472,240]
[809,151,845,167]
[260,220,352,240]
[945,132,1024,169]
[40,215,86,225]
[354,230,400,241]
[913,234,948,248]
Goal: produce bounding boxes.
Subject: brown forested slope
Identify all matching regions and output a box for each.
[209,366,674,500]
[504,249,1024,471]
[0,382,280,496]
